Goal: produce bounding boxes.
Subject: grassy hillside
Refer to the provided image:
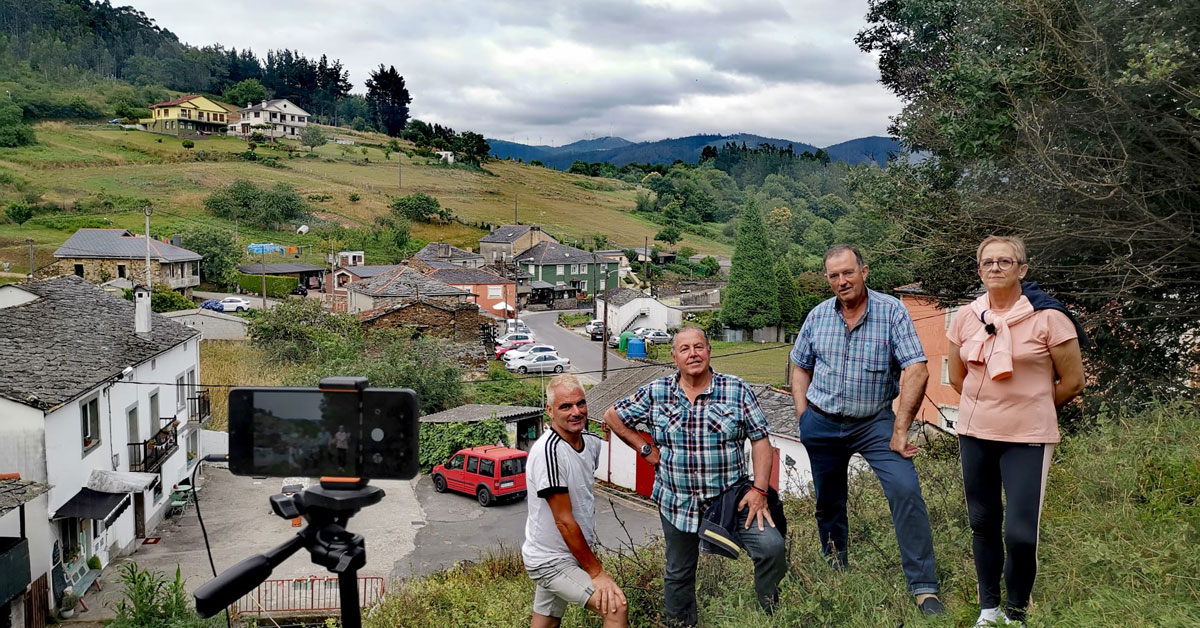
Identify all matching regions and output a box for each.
[0,123,732,274]
[365,401,1200,627]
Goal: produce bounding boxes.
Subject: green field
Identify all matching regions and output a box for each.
[0,123,732,274]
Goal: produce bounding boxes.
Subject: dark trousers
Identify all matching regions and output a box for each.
[798,406,938,594]
[660,509,786,627]
[959,434,1053,619]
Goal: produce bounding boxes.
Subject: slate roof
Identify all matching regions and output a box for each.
[55,229,202,262]
[425,267,512,285]
[347,265,471,298]
[419,404,543,423]
[343,264,398,278]
[747,383,800,435]
[0,276,199,411]
[0,478,51,518]
[480,224,535,243]
[586,364,677,423]
[603,287,648,307]
[515,241,605,266]
[415,242,485,264]
[236,262,325,275]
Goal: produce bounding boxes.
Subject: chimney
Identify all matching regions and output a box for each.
[438,243,450,258]
[261,100,268,109]
[171,233,181,246]
[134,284,152,335]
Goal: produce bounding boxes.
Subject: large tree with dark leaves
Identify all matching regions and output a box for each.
[855,0,1200,406]
[365,65,412,137]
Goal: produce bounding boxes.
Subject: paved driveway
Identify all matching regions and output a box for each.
[522,310,631,384]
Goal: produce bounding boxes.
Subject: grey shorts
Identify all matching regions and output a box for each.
[526,558,595,618]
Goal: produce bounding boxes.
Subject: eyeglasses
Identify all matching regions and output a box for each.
[979,258,1020,271]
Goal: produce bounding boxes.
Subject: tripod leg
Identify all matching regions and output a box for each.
[339,570,361,628]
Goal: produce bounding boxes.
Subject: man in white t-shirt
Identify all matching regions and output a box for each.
[523,374,627,628]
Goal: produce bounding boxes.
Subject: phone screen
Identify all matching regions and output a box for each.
[244,390,360,476]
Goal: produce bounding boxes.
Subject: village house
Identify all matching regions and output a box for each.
[596,287,684,336]
[478,224,557,264]
[0,476,50,627]
[895,283,964,432]
[414,242,484,269]
[585,366,813,499]
[232,99,310,138]
[345,264,472,313]
[0,277,209,620]
[326,264,397,295]
[46,229,201,297]
[419,405,545,452]
[515,241,619,306]
[144,95,231,137]
[421,267,516,316]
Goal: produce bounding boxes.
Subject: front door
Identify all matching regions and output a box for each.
[634,430,656,498]
[133,493,145,538]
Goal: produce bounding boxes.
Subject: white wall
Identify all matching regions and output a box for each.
[201,429,229,458]
[595,432,639,491]
[0,493,54,589]
[603,297,683,336]
[161,310,247,340]
[0,398,47,483]
[768,433,814,498]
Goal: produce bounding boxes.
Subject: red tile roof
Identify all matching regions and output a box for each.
[149,95,201,109]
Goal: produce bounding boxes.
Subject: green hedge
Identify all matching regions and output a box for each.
[236,273,298,298]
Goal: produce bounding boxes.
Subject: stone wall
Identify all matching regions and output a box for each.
[40,258,196,296]
[362,301,482,342]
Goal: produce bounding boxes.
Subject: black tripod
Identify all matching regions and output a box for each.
[194,478,385,628]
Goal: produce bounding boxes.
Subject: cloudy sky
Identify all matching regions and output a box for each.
[126,0,899,147]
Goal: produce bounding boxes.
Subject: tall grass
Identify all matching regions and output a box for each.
[365,400,1200,627]
[198,340,296,430]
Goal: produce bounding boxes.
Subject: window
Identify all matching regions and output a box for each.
[488,285,502,299]
[59,518,81,563]
[81,396,101,452]
[254,112,260,118]
[118,264,126,278]
[127,405,139,444]
[500,457,525,477]
[149,474,163,503]
[479,458,496,478]
[466,456,479,474]
[74,264,84,277]
[579,280,587,292]
[527,264,535,276]
[599,279,606,290]
[555,264,564,275]
[941,357,950,385]
[149,391,159,422]
[447,454,464,470]
[176,375,186,411]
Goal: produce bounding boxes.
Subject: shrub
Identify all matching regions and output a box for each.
[249,132,266,144]
[349,192,361,202]
[419,420,508,472]
[5,202,33,225]
[180,139,194,149]
[389,192,451,223]
[237,272,298,299]
[307,194,333,202]
[27,214,111,231]
[121,286,194,313]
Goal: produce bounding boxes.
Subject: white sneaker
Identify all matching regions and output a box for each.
[975,608,1001,627]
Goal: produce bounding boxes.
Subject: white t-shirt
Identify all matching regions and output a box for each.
[522,428,604,569]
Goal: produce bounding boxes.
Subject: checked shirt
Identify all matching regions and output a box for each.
[790,289,926,419]
[613,369,769,533]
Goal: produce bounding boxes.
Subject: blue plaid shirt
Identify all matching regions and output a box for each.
[790,289,926,419]
[612,369,770,533]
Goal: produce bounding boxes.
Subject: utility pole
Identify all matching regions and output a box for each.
[643,235,649,292]
[601,286,609,381]
[144,206,153,288]
[25,238,34,282]
[259,249,268,310]
[398,150,402,188]
[514,194,518,224]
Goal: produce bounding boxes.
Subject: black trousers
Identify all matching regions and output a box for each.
[959,434,1054,619]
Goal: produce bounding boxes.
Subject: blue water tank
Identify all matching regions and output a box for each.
[626,337,647,358]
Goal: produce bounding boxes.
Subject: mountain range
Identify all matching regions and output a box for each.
[487,134,902,169]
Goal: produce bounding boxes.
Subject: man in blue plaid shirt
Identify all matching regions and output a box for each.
[790,244,945,615]
[605,327,785,628]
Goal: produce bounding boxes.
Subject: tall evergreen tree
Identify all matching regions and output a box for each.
[721,200,779,331]
[365,65,412,136]
[776,262,803,333]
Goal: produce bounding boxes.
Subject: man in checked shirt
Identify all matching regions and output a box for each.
[605,326,785,628]
[790,244,945,615]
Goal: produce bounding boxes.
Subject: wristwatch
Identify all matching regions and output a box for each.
[638,443,653,457]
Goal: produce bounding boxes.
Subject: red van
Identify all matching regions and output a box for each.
[431,445,528,506]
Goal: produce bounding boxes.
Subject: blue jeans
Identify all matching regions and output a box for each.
[798,405,939,595]
[660,509,786,627]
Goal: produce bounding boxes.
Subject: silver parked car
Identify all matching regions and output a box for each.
[506,353,570,374]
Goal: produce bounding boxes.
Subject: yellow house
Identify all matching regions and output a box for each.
[145,95,231,137]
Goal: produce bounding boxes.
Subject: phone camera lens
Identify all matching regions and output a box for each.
[372,453,383,463]
[371,428,384,442]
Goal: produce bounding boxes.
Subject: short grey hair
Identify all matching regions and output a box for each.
[670,325,710,350]
[546,374,584,407]
[823,244,864,270]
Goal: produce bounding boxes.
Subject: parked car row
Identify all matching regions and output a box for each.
[506,352,570,374]
[607,327,673,347]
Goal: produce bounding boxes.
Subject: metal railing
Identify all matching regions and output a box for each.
[234,576,386,616]
[188,390,211,424]
[128,424,178,473]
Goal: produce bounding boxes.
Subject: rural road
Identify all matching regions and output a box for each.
[521,309,632,384]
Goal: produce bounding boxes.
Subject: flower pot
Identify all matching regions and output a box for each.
[60,608,75,618]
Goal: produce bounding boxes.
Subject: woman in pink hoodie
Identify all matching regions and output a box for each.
[947,235,1085,627]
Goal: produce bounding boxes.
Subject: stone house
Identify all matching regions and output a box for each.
[326,264,397,295]
[421,266,516,316]
[0,277,208,620]
[478,224,557,264]
[358,299,484,342]
[345,264,472,313]
[46,229,201,296]
[414,242,484,269]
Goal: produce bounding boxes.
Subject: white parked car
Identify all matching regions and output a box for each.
[503,344,558,362]
[584,319,604,334]
[641,329,673,345]
[219,297,253,312]
[506,353,570,374]
[496,331,535,345]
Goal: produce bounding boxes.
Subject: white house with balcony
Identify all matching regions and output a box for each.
[232,99,310,138]
[597,288,683,336]
[0,277,209,618]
